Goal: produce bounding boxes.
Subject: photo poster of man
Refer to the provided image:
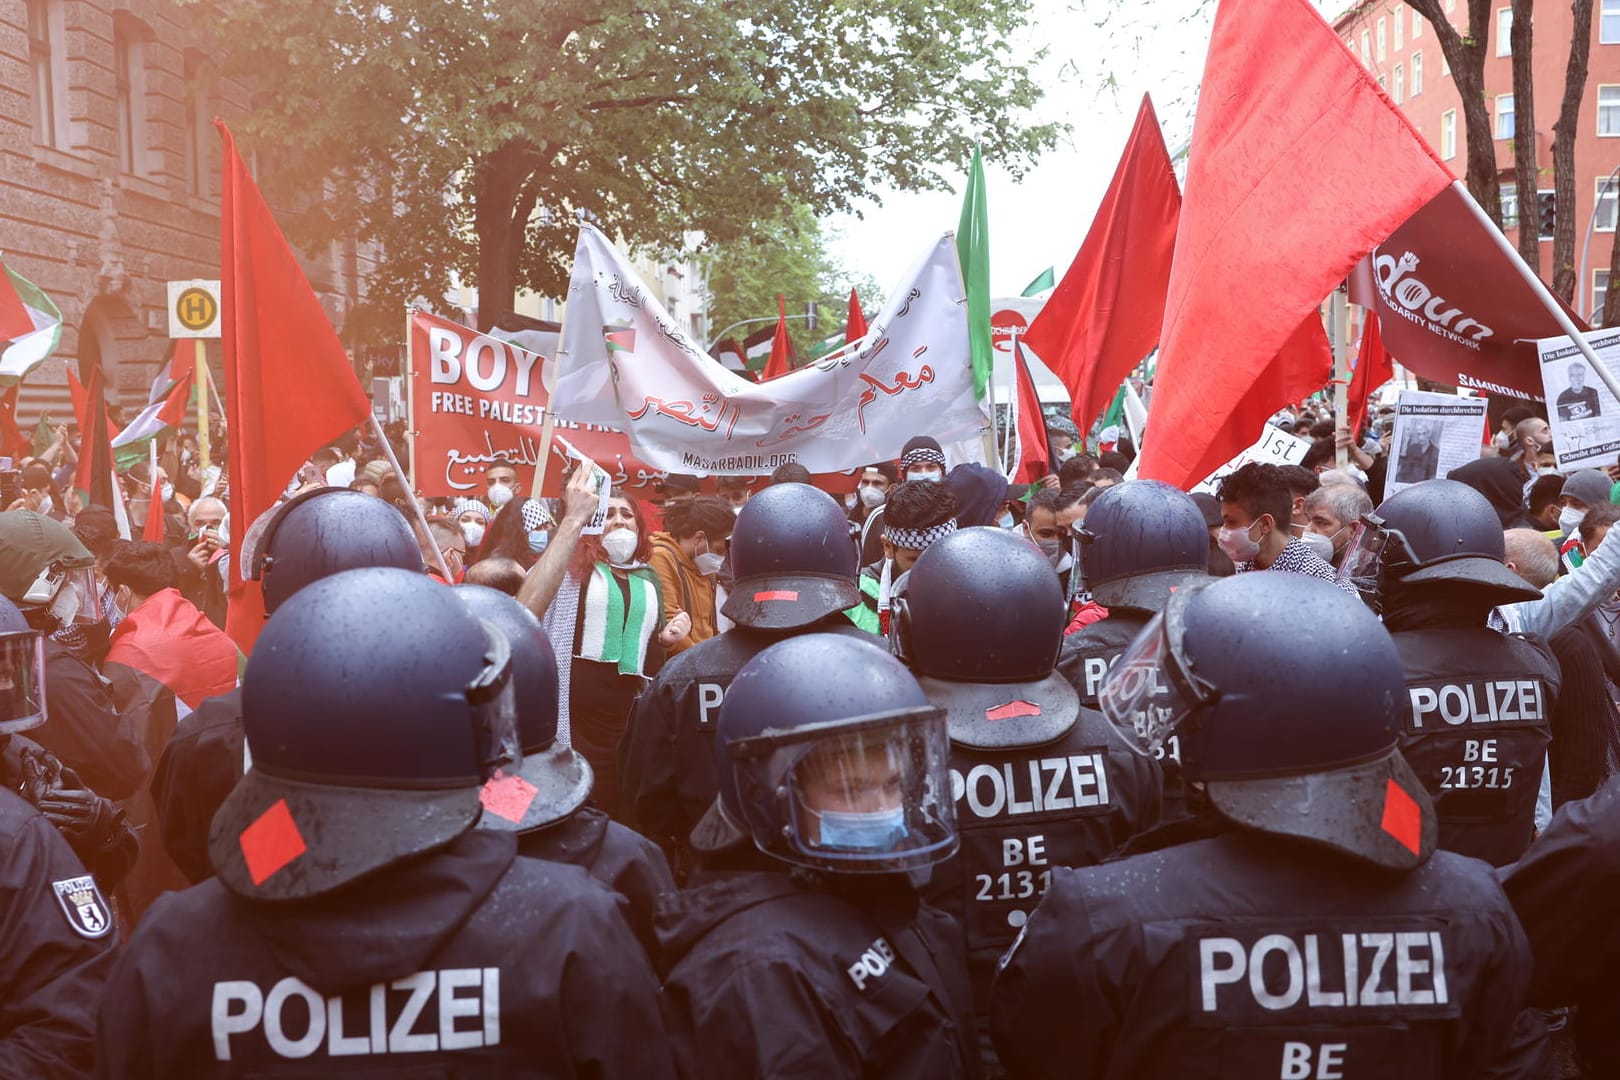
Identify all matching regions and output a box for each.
[1537,327,1620,471]
[1385,390,1490,497]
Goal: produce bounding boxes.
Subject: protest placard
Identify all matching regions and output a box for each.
[1190,424,1311,495]
[1535,327,1620,472]
[1383,389,1490,497]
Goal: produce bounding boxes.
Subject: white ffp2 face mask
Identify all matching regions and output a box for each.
[1559,506,1585,536]
[1300,530,1336,563]
[602,528,638,566]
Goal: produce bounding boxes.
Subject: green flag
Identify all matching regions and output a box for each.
[1096,384,1126,442]
[1021,267,1054,296]
[956,145,992,402]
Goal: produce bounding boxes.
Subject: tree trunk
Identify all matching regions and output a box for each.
[1405,0,1501,224]
[1555,0,1596,306]
[1510,0,1538,269]
[472,142,538,331]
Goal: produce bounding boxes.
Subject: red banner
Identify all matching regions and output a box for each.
[408,309,664,498]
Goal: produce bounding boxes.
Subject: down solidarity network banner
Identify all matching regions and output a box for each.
[552,225,990,474]
[407,309,662,497]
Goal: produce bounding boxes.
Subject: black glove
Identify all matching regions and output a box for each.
[14,747,57,807]
[37,766,124,852]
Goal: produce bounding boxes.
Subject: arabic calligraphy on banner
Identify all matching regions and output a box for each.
[407,309,666,498]
[552,226,990,474]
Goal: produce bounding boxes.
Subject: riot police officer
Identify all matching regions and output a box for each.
[660,632,980,1079]
[620,482,874,877]
[1054,480,1209,821]
[98,567,674,1077]
[458,584,673,954]
[150,486,424,882]
[895,527,1160,1072]
[1340,479,1559,866]
[993,573,1544,1077]
[0,592,136,889]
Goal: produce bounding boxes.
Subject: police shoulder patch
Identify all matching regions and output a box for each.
[52,875,113,940]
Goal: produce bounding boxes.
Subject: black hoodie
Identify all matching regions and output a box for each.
[655,867,980,1080]
[97,828,677,1078]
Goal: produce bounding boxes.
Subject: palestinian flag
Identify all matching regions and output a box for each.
[1021,268,1055,296]
[603,325,636,354]
[713,337,748,375]
[113,342,196,468]
[0,260,62,381]
[742,324,774,375]
[956,146,993,402]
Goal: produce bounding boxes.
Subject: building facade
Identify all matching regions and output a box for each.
[1335,0,1620,323]
[0,0,366,425]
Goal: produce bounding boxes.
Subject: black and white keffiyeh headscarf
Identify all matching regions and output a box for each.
[884,517,958,551]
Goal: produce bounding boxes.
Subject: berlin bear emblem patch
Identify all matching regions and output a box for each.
[52,875,112,939]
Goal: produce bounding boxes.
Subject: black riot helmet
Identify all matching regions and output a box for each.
[899,527,1078,748]
[1077,480,1210,608]
[691,632,957,874]
[248,487,424,614]
[1099,572,1436,871]
[212,567,522,900]
[1337,479,1541,607]
[0,593,46,734]
[721,482,860,630]
[458,584,592,835]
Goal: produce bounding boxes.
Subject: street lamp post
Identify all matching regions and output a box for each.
[1577,161,1620,323]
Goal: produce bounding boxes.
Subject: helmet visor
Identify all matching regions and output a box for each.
[31,564,102,626]
[465,621,522,781]
[734,709,956,872]
[1334,514,1413,606]
[0,631,46,732]
[1097,611,1204,757]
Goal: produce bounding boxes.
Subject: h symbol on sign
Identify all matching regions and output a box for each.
[181,295,211,322]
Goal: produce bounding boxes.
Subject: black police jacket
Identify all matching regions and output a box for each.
[1389,626,1560,866]
[517,805,674,958]
[0,788,117,1079]
[1502,775,1620,1070]
[927,710,1160,1012]
[992,830,1540,1079]
[620,617,875,869]
[149,687,243,884]
[31,640,147,802]
[656,868,981,1080]
[96,828,676,1078]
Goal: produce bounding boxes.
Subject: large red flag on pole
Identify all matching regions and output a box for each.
[1137,0,1453,490]
[1346,313,1394,437]
[217,120,372,653]
[1024,95,1181,434]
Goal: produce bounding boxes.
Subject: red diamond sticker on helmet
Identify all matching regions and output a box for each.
[1380,778,1422,855]
[753,590,799,602]
[986,700,1041,722]
[480,769,539,824]
[239,798,307,885]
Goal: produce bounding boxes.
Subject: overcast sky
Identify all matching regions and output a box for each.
[825,0,1339,299]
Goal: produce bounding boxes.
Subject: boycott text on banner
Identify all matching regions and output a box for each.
[1189,425,1312,495]
[1383,389,1490,497]
[1536,327,1620,471]
[1348,186,1585,402]
[552,225,989,475]
[408,309,665,498]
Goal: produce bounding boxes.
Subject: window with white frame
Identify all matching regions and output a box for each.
[1496,94,1515,140]
[1601,85,1620,136]
[1443,48,1451,77]
[1362,30,1372,65]
[1441,110,1457,159]
[1596,270,1611,325]
[1604,0,1620,45]
[1413,8,1423,36]
[1377,16,1387,60]
[1497,7,1512,55]
[1394,5,1403,48]
[1394,64,1405,103]
[1501,182,1519,227]
[1599,177,1619,232]
[1412,51,1423,95]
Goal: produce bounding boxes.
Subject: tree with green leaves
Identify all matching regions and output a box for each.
[188,0,1060,334]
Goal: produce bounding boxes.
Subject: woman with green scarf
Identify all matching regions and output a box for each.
[541,490,688,819]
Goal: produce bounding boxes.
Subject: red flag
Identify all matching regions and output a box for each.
[1346,314,1393,436]
[1011,344,1053,483]
[1024,95,1181,433]
[0,261,34,342]
[761,294,797,380]
[1137,0,1453,490]
[66,368,87,432]
[217,120,371,653]
[73,366,118,511]
[0,385,29,459]
[141,460,166,542]
[845,288,868,343]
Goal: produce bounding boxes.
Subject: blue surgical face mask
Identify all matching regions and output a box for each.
[816,806,908,850]
[527,529,549,554]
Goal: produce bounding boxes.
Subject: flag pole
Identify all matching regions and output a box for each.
[194,340,211,473]
[1451,179,1620,404]
[530,354,558,500]
[1330,292,1349,470]
[395,306,449,581]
